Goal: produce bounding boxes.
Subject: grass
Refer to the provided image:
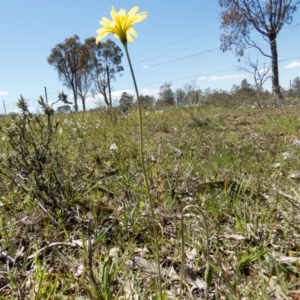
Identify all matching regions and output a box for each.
[1,102,300,299]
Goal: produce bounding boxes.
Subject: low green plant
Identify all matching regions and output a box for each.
[0,96,62,206]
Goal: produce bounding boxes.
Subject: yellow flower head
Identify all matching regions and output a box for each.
[96,6,147,45]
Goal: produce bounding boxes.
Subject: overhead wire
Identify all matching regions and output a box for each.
[2,21,300,108]
[131,28,219,58]
[117,53,300,91]
[133,39,220,65]
[2,28,221,105]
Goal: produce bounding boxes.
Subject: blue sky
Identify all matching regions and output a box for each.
[1,1,300,112]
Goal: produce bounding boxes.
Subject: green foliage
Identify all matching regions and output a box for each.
[119,91,134,113]
[139,94,156,109]
[291,76,300,97]
[0,96,77,207]
[157,82,175,107]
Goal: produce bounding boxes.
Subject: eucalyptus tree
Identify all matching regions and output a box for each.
[84,38,124,107]
[175,88,186,106]
[143,95,156,108]
[76,42,94,111]
[119,91,134,112]
[158,82,175,107]
[219,0,300,98]
[238,55,271,96]
[184,80,201,104]
[292,76,300,96]
[48,35,86,111]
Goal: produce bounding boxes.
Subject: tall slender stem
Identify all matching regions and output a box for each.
[123,44,144,162]
[123,43,163,297]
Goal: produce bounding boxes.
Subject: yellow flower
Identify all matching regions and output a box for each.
[96,6,147,45]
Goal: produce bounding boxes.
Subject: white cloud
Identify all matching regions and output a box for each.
[7,109,21,114]
[259,68,271,75]
[0,91,9,95]
[198,74,248,81]
[8,106,36,114]
[209,76,220,81]
[208,73,248,81]
[90,89,135,105]
[285,61,300,69]
[112,89,135,98]
[141,88,159,96]
[143,65,149,69]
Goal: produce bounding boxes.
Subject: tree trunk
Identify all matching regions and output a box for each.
[73,91,78,112]
[106,66,112,107]
[269,34,283,99]
[102,90,111,107]
[80,96,86,111]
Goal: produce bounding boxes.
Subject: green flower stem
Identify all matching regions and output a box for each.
[123,43,163,296]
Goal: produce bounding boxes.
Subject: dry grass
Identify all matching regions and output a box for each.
[1,103,300,299]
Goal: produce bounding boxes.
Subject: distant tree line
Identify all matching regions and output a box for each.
[118,76,300,110]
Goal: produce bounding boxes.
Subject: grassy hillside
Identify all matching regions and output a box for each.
[1,101,300,299]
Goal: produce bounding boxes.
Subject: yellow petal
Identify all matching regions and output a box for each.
[128,6,139,17]
[118,8,126,16]
[96,30,110,43]
[110,6,117,19]
[97,6,147,44]
[134,12,147,23]
[126,33,134,43]
[127,27,137,37]
[100,17,112,26]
